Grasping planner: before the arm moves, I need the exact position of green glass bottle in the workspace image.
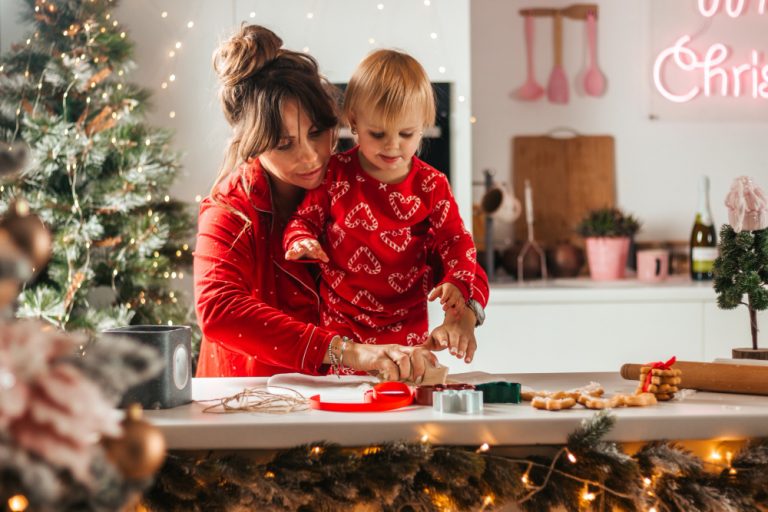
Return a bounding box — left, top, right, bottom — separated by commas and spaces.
689, 176, 717, 280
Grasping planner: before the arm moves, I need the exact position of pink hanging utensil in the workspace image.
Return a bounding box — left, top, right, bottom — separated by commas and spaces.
583, 11, 606, 97
546, 12, 569, 104
513, 15, 545, 101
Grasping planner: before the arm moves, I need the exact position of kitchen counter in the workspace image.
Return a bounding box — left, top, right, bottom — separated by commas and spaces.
431, 275, 766, 373
486, 275, 717, 303
145, 373, 768, 450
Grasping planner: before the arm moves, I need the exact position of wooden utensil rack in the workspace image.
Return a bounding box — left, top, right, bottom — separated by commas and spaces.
519, 3, 598, 20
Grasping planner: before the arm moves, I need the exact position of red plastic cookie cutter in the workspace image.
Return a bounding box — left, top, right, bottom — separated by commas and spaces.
309, 381, 413, 412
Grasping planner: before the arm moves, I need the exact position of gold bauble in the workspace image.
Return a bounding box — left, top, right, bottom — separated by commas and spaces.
103, 403, 166, 480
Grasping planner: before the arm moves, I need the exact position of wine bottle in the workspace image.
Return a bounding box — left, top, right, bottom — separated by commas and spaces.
690, 175, 717, 281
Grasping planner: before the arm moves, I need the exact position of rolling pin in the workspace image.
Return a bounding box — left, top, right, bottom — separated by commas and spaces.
621, 361, 768, 396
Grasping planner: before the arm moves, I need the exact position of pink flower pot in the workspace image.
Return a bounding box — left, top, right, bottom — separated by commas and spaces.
585, 237, 630, 280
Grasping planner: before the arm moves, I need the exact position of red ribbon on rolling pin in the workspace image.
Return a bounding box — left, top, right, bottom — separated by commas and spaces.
642, 356, 677, 392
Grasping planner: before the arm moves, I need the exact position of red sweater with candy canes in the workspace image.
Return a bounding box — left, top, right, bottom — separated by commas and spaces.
283, 147, 478, 346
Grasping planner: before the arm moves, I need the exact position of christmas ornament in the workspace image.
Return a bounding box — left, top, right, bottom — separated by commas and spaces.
103, 403, 166, 480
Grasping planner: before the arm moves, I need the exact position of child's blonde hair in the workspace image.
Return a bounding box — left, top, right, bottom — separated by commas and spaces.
344, 49, 436, 130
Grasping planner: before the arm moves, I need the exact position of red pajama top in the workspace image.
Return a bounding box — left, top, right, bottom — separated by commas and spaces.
283, 147, 478, 346
194, 158, 489, 377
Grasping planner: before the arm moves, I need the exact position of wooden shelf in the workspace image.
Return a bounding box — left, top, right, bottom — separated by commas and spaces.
519, 3, 598, 20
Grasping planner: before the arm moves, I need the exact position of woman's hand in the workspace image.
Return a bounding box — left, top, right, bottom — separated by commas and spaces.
424, 306, 477, 363
344, 342, 438, 384
285, 238, 329, 262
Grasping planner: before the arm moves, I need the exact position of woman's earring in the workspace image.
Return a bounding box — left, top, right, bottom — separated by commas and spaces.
350, 126, 357, 135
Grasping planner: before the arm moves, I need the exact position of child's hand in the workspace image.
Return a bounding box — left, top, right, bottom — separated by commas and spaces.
428, 283, 465, 317
285, 238, 329, 262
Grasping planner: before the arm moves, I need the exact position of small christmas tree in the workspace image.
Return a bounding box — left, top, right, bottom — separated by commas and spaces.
0, 0, 195, 337
713, 176, 768, 354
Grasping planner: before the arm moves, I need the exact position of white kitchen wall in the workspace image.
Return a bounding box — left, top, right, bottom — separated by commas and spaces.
470, 0, 768, 243
1, 0, 473, 222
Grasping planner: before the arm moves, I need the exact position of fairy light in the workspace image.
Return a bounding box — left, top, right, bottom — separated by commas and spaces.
182, 244, 189, 251
169, 51, 175, 57
438, 66, 446, 74
194, 195, 202, 202
310, 446, 323, 456
368, 38, 376, 45
709, 450, 722, 461
120, 32, 125, 38
420, 434, 429, 444
161, 82, 168, 89
521, 471, 530, 485
187, 21, 194, 28
161, 11, 168, 18
175, 42, 182, 49
164, 195, 170, 202
470, 116, 477, 124
362, 446, 381, 456
7, 495, 28, 511
581, 484, 595, 502
649, 508, 658, 512
430, 32, 438, 39
153, 251, 160, 258
306, 12, 314, 19
482, 495, 494, 508
424, 0, 431, 5
169, 74, 176, 82
377, 3, 385, 10
566, 449, 577, 463
169, 111, 176, 118
250, 11, 256, 18
302, 46, 310, 53
178, 272, 184, 279
264, 471, 275, 479
643, 477, 652, 487
458, 95, 465, 102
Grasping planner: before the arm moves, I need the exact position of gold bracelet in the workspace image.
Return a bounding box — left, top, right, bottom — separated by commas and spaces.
328, 337, 340, 378
338, 337, 349, 373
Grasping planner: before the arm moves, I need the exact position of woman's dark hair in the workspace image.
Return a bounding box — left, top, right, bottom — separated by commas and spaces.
211, 25, 338, 195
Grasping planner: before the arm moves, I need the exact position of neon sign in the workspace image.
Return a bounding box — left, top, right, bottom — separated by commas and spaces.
653, 1, 768, 102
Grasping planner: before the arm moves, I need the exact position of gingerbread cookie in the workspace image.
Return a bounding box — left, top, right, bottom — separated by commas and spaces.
622, 393, 658, 407
532, 396, 576, 411
578, 394, 623, 410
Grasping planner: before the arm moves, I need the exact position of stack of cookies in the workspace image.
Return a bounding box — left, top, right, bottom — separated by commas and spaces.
637, 366, 682, 401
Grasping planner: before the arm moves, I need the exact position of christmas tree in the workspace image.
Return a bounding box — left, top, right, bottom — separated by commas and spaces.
713, 176, 768, 352
0, 0, 195, 336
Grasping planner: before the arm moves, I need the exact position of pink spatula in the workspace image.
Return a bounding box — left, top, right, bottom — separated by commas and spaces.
514, 15, 544, 101
583, 11, 606, 97
546, 12, 569, 104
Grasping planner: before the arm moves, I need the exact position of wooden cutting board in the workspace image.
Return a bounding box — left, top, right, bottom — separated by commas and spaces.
512, 135, 615, 247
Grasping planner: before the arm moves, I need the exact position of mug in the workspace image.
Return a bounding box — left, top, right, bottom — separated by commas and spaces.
480, 183, 522, 223
637, 249, 669, 282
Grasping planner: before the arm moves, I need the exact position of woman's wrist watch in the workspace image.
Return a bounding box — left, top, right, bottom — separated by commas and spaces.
466, 299, 485, 326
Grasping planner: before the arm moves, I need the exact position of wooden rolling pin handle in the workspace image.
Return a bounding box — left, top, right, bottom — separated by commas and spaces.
621, 361, 768, 396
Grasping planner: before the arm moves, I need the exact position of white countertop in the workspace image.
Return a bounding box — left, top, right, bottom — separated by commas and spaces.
487, 275, 717, 303
145, 373, 768, 449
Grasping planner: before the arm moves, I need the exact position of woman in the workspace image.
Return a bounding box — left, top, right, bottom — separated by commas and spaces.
194, 25, 488, 381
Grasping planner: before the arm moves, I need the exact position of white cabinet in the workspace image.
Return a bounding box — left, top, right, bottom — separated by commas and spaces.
430, 277, 768, 374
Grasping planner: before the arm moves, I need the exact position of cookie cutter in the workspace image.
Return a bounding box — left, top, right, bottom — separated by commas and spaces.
414, 383, 476, 406
432, 389, 484, 414
475, 381, 522, 404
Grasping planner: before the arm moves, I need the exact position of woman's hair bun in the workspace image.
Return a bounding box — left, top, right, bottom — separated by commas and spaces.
213, 25, 283, 88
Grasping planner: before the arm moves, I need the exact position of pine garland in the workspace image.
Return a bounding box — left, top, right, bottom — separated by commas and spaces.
142, 412, 768, 511
0, 0, 198, 346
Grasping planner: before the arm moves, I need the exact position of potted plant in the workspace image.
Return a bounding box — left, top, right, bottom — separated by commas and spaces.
713, 176, 768, 360
576, 207, 641, 280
